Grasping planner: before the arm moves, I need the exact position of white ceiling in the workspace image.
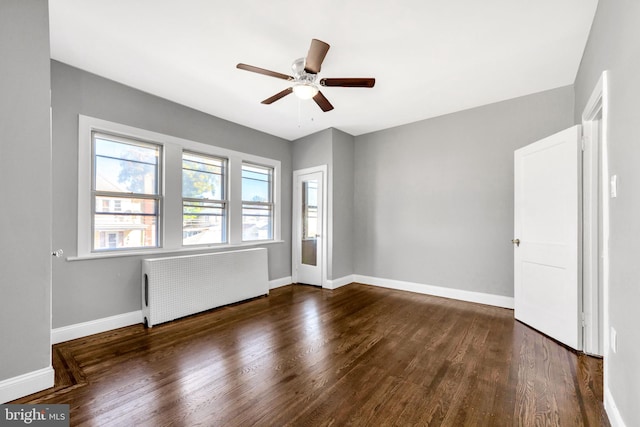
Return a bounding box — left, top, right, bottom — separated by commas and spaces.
49, 0, 599, 141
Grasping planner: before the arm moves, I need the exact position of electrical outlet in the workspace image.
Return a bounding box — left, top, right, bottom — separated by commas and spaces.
610, 327, 618, 353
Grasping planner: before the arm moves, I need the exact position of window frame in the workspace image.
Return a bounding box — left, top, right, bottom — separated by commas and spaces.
91, 131, 163, 253
76, 115, 282, 260
241, 162, 275, 242
181, 151, 229, 246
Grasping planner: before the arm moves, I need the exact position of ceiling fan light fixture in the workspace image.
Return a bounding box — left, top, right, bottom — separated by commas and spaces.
237, 38, 374, 112
292, 83, 319, 100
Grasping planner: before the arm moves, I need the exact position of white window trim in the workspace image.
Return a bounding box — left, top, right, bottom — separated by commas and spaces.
75, 115, 282, 260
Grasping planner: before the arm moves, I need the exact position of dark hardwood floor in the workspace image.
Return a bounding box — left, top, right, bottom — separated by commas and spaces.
14, 284, 609, 426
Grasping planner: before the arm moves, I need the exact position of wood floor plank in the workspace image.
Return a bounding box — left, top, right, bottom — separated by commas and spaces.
12, 284, 609, 426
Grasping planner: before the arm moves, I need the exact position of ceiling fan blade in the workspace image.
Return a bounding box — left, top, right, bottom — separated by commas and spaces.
313, 91, 334, 112
261, 88, 293, 104
320, 78, 376, 88
237, 63, 294, 81
304, 39, 330, 74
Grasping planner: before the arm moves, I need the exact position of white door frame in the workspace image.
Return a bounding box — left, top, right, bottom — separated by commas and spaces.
292, 165, 328, 287
581, 70, 609, 357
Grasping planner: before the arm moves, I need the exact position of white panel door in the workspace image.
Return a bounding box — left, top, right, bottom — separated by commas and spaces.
293, 169, 324, 286
514, 126, 581, 350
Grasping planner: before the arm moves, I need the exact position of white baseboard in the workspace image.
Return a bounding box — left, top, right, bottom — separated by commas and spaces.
605, 386, 627, 427
51, 310, 143, 344
270, 276, 292, 289
51, 280, 292, 345
324, 275, 355, 290
353, 275, 514, 309
0, 366, 54, 404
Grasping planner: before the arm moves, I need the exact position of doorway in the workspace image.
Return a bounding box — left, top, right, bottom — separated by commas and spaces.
582, 70, 609, 357
513, 71, 608, 356
292, 166, 327, 287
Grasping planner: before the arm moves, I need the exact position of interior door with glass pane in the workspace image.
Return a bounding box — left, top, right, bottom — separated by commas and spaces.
294, 170, 324, 286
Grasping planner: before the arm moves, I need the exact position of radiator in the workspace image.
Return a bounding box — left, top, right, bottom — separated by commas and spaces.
141, 248, 269, 327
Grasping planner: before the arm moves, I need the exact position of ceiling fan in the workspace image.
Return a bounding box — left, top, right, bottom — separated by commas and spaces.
237, 39, 375, 112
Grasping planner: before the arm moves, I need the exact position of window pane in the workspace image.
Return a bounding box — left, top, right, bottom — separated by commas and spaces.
242, 204, 272, 241
93, 197, 159, 250
95, 196, 157, 214
183, 200, 225, 245
242, 164, 271, 202
182, 153, 225, 199
242, 163, 273, 241
95, 137, 158, 164
95, 156, 158, 193
182, 152, 227, 245
92, 134, 161, 252
94, 137, 159, 195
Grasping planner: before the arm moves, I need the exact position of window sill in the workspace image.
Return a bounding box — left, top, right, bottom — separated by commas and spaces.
66, 240, 285, 261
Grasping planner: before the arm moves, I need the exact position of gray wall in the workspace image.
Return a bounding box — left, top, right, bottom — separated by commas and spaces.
51, 61, 292, 328
292, 128, 355, 282
292, 129, 332, 281
0, 0, 52, 381
330, 129, 355, 280
354, 86, 575, 297
574, 1, 640, 424
292, 128, 332, 170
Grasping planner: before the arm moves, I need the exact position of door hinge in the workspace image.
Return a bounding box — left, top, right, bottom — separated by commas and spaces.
581, 312, 586, 327
581, 135, 586, 151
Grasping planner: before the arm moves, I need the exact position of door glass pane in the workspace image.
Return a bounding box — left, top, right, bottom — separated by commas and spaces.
301, 180, 318, 266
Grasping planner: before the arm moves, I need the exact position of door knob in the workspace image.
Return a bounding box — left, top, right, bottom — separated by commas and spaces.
511, 239, 520, 247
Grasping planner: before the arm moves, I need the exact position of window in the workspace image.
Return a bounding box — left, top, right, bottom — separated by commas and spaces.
242, 163, 273, 241
182, 152, 227, 245
77, 115, 281, 259
92, 132, 161, 251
